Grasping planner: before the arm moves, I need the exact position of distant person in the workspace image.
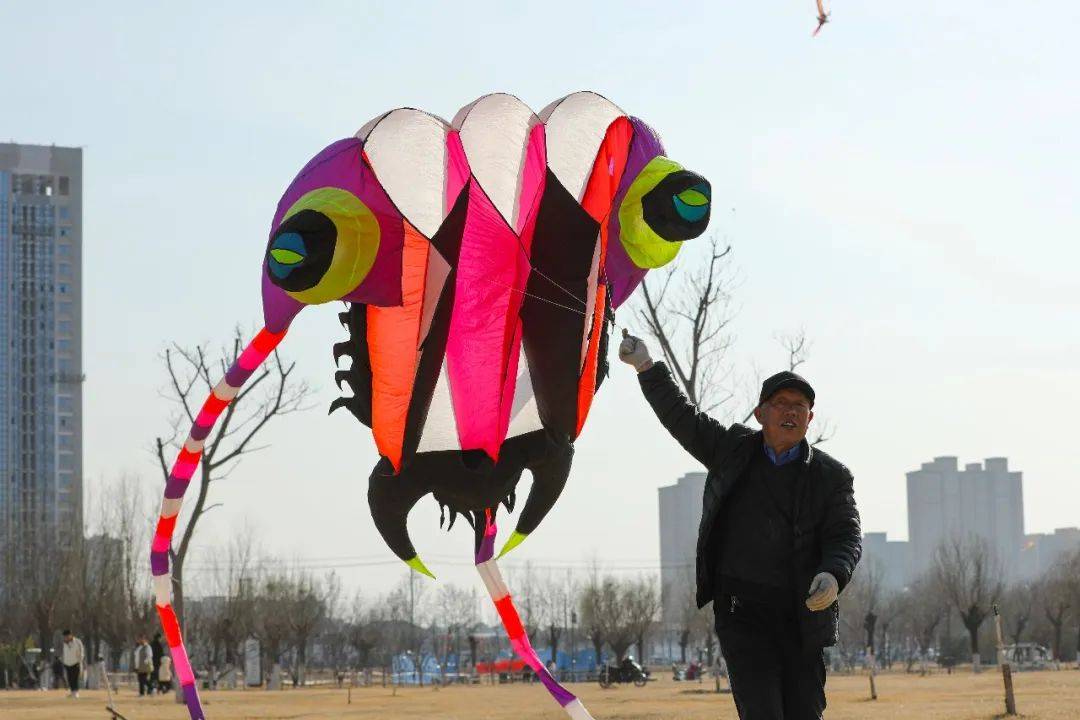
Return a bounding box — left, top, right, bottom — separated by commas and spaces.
134, 636, 154, 696
158, 655, 173, 694
620, 335, 861, 720
60, 629, 85, 698
51, 653, 65, 690
150, 632, 164, 691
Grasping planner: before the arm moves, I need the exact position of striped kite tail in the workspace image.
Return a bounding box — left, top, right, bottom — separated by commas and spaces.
474, 509, 595, 720
149, 327, 286, 720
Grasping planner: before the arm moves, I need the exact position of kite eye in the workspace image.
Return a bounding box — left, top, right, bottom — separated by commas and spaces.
267, 211, 336, 290
642, 170, 711, 242
265, 187, 381, 305
617, 157, 711, 269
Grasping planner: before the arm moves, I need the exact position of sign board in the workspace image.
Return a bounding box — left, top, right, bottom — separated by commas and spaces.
244, 638, 261, 686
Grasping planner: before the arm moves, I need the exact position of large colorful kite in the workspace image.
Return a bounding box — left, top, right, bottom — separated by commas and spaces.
152, 91, 711, 719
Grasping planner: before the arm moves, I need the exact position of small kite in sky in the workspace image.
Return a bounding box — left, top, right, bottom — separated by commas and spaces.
814, 0, 830, 36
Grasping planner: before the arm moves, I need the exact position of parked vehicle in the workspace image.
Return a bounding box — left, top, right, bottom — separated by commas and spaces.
672, 661, 703, 681
1003, 643, 1053, 670
598, 657, 649, 688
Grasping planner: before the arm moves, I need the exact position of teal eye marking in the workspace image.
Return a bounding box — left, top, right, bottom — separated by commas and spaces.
268, 232, 307, 279
673, 183, 711, 223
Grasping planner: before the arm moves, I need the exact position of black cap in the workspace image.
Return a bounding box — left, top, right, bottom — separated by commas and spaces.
759, 371, 815, 407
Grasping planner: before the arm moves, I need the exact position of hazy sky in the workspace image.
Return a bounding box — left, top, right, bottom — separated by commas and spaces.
4, 2, 1077, 595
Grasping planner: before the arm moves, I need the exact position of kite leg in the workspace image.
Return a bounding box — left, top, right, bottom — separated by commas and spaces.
149, 327, 288, 720
474, 508, 594, 720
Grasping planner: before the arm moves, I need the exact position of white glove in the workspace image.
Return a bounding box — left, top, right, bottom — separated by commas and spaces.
805, 572, 838, 611
618, 330, 654, 373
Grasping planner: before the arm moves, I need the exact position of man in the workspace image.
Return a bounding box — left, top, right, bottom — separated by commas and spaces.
619, 333, 860, 720
134, 635, 154, 696
60, 629, 84, 698
150, 632, 164, 693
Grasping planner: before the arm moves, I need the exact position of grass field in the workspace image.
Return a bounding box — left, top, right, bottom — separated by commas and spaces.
3, 668, 1079, 719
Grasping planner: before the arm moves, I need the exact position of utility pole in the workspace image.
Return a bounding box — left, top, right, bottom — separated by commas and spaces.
571, 610, 578, 682
864, 611, 878, 700
993, 605, 1017, 715
409, 569, 417, 684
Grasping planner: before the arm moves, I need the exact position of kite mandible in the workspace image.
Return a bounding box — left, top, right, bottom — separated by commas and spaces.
151, 91, 712, 720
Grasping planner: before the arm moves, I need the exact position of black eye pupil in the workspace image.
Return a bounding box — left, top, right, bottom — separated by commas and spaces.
642, 170, 712, 242
267, 209, 337, 292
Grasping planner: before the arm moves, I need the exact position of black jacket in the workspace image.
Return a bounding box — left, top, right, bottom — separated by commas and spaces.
639, 362, 861, 647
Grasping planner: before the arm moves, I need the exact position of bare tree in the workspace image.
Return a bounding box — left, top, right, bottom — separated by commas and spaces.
903, 573, 943, 674
623, 575, 661, 663
1000, 581, 1037, 646
670, 566, 710, 665
579, 570, 615, 663
255, 571, 296, 685
934, 535, 1004, 668
1039, 561, 1071, 662
346, 594, 384, 675
154, 329, 311, 629
837, 556, 884, 671
1065, 547, 1080, 665
434, 584, 480, 683
288, 571, 337, 686
535, 570, 571, 671
638, 237, 736, 414
18, 536, 78, 652
205, 531, 258, 677
509, 561, 543, 646
877, 588, 907, 669
386, 571, 431, 685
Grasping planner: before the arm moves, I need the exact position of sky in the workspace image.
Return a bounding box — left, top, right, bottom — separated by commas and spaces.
3, 1, 1078, 597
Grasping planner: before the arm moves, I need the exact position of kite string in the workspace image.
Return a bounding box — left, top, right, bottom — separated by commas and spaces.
472, 274, 588, 317
529, 266, 587, 308
472, 273, 626, 336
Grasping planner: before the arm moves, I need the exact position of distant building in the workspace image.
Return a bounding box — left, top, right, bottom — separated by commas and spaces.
907, 456, 1024, 580
660, 455, 1069, 605
657, 472, 705, 626
1021, 527, 1080, 579
860, 531, 910, 589
0, 143, 84, 588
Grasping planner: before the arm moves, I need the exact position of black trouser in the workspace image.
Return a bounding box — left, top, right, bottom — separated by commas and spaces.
715, 593, 826, 720
64, 663, 80, 692
137, 671, 152, 695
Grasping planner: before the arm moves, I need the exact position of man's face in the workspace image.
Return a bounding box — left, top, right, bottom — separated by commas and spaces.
754, 387, 814, 450
63, 634, 72, 643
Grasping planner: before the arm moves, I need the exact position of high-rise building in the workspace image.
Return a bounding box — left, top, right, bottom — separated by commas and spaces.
906, 456, 1023, 579
860, 531, 911, 589
0, 143, 84, 585
658, 472, 706, 626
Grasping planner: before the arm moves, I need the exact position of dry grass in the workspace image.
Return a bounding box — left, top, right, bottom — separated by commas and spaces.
2, 668, 1079, 719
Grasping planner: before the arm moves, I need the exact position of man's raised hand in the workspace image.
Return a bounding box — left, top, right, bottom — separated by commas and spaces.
618, 329, 654, 373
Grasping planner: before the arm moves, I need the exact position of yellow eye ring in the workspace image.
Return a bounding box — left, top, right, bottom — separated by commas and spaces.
274, 187, 380, 305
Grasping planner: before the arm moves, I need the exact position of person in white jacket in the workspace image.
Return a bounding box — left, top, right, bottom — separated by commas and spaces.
60, 630, 84, 698
134, 636, 154, 696
158, 654, 173, 694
